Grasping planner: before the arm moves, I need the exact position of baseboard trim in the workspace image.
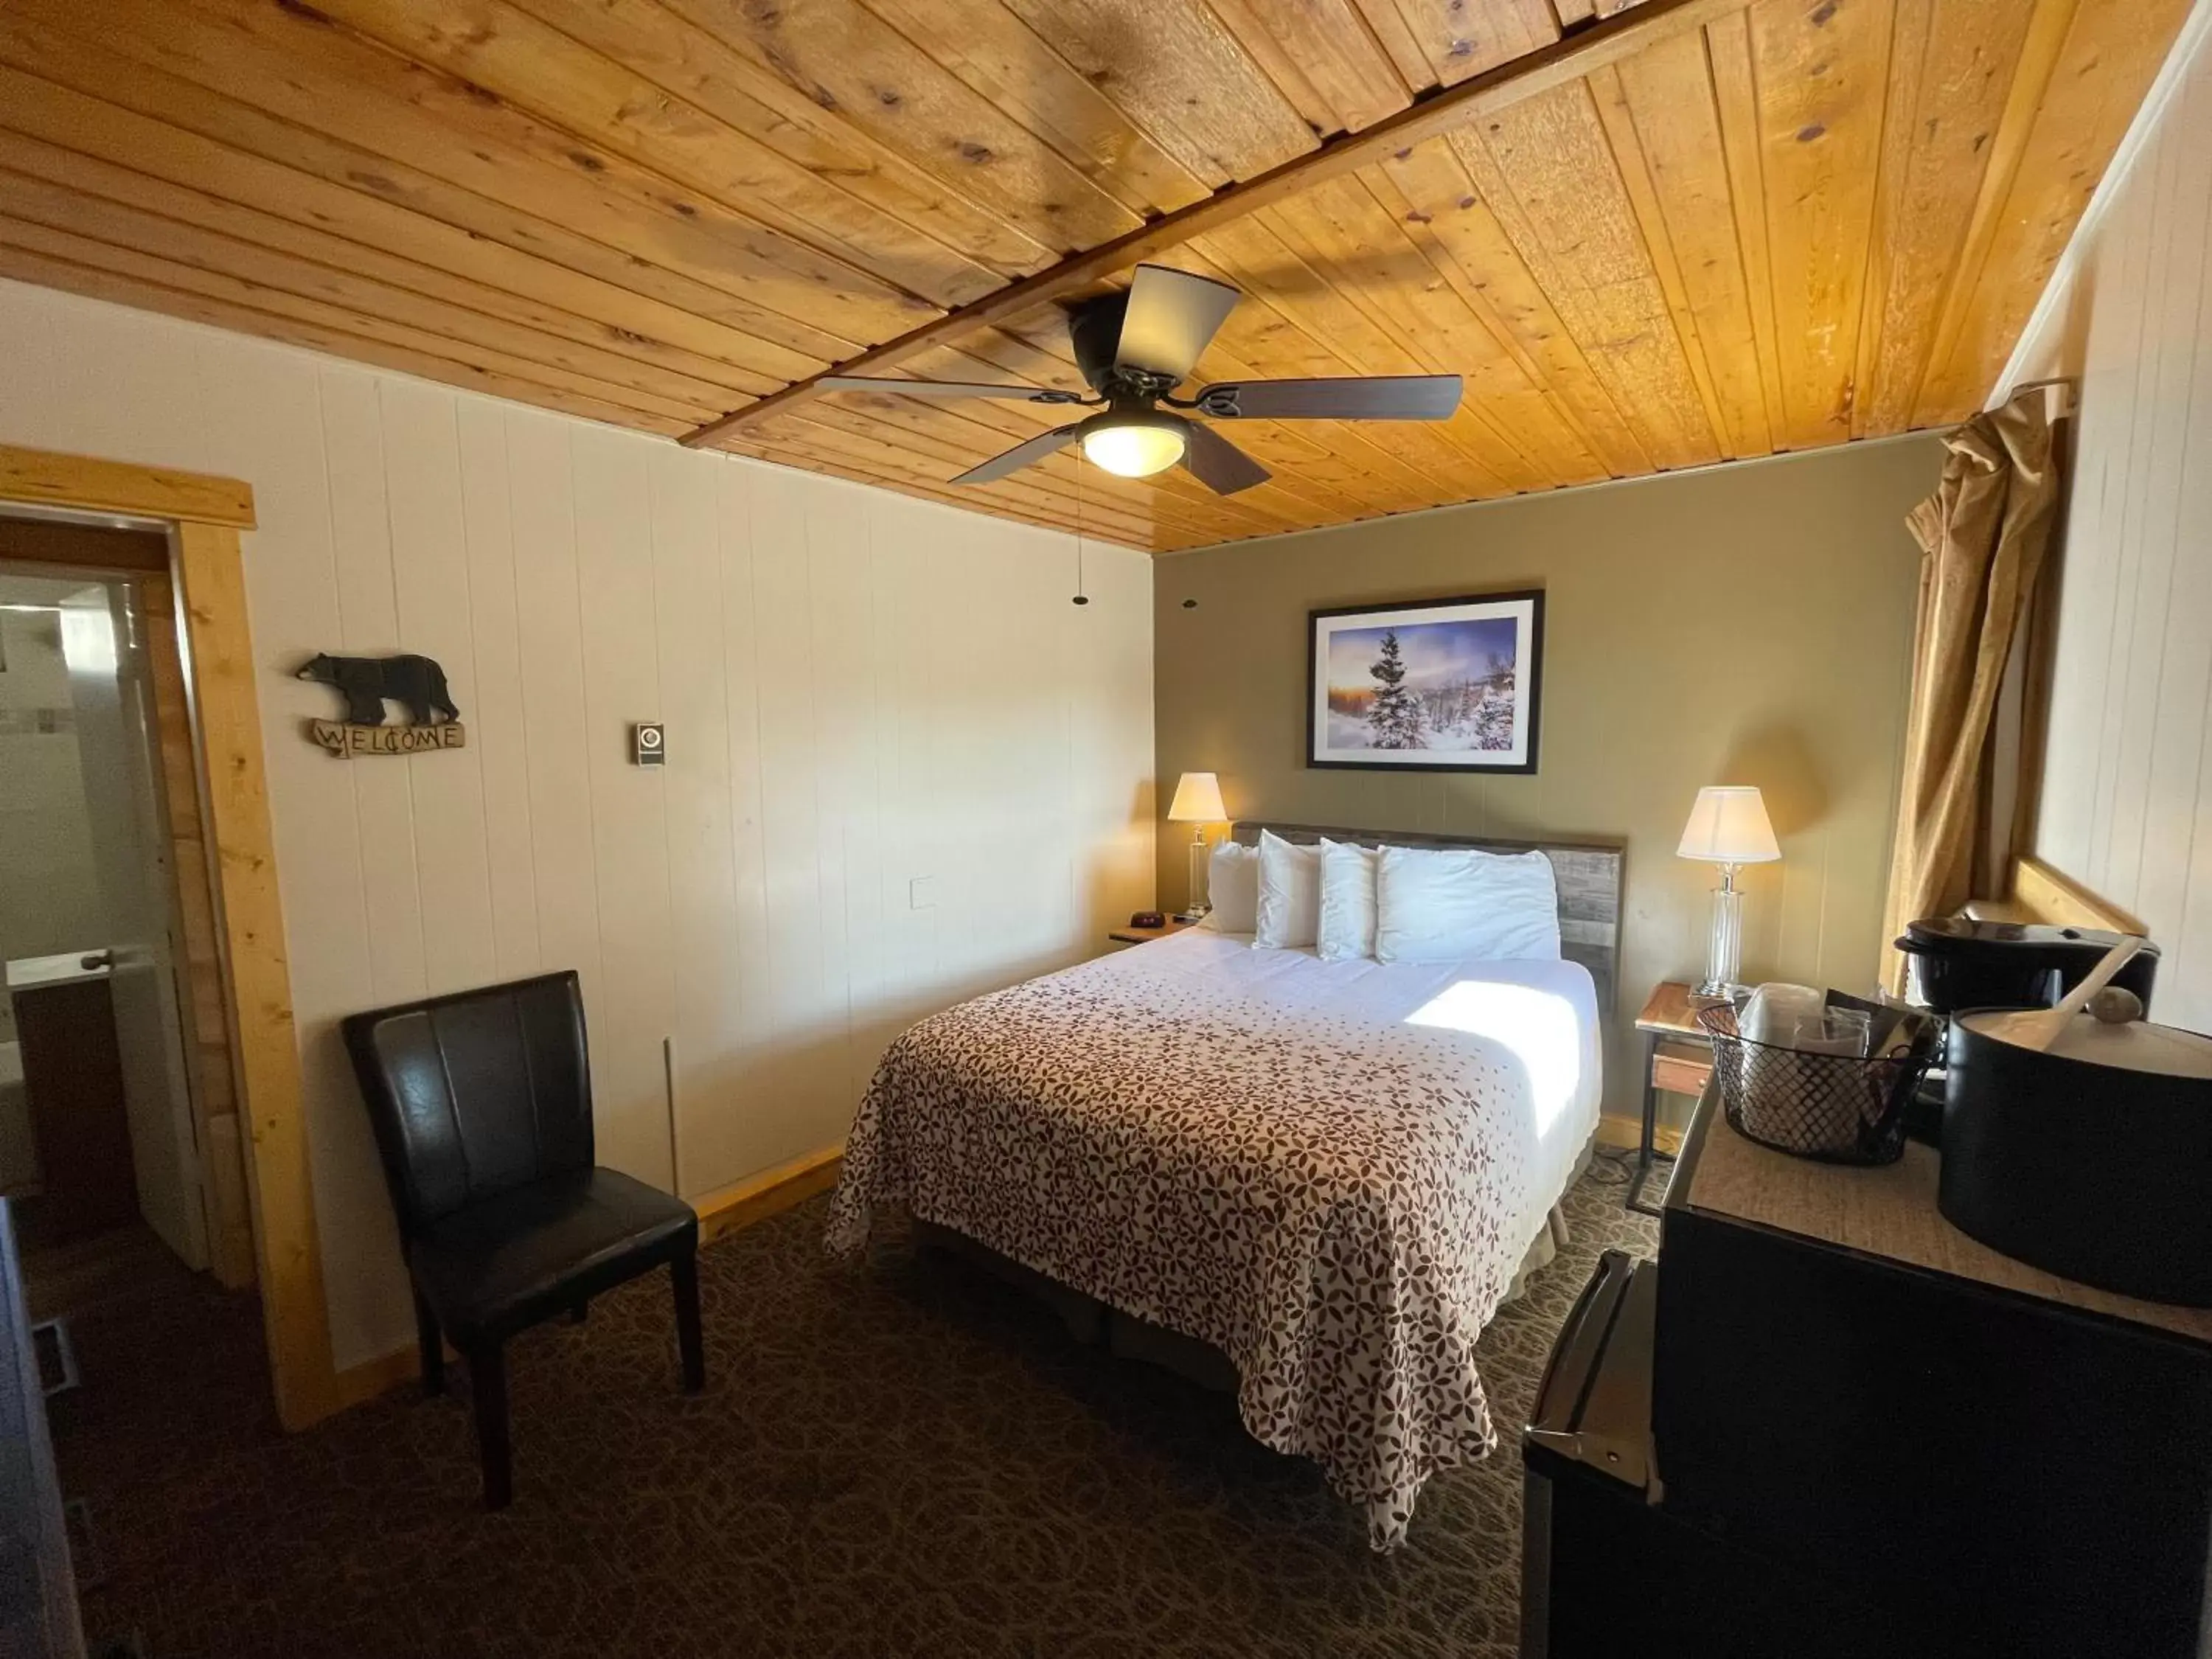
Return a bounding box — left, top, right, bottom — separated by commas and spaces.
322, 1145, 846, 1416
1596, 1114, 1685, 1157
693, 1144, 844, 1247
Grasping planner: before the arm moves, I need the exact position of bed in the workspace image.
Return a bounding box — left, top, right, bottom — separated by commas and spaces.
826, 822, 1624, 1548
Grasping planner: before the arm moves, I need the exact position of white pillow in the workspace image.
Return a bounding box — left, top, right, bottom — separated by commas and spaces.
1374, 844, 1561, 963
1253, 830, 1322, 950
1315, 839, 1379, 961
1200, 841, 1259, 933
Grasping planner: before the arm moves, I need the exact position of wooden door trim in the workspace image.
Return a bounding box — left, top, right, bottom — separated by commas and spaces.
0, 443, 333, 1432
0, 445, 256, 528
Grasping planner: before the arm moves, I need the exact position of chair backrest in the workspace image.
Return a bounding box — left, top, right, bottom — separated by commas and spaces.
340, 970, 594, 1237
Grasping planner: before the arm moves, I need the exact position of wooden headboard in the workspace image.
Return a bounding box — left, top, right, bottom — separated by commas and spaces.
1229, 821, 1627, 1014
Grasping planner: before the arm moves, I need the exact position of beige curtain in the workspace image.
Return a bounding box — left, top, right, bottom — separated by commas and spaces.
1879, 393, 2061, 988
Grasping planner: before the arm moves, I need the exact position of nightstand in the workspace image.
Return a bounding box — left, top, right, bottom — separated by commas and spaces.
1107, 919, 1197, 946
1628, 981, 1723, 1216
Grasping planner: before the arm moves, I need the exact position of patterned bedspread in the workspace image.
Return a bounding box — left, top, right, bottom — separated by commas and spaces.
824, 944, 1558, 1549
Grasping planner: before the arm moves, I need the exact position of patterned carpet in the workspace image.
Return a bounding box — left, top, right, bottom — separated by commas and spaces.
55, 1153, 1658, 1659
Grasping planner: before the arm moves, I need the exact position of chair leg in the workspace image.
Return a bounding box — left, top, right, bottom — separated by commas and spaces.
414, 1289, 444, 1399
467, 1340, 512, 1511
672, 1248, 704, 1394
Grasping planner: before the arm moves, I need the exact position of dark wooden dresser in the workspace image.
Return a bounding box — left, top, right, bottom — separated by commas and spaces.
1524, 1085, 2212, 1658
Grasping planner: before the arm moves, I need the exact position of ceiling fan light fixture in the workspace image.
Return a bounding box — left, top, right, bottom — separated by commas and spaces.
1082, 417, 1186, 479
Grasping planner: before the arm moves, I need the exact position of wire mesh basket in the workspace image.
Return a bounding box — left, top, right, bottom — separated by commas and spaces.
1695, 1001, 1936, 1166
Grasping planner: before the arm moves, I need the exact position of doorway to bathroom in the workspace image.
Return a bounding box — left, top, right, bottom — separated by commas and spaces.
0, 515, 256, 1343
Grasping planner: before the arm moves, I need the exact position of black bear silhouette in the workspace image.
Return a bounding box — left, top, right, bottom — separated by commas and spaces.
296, 653, 459, 726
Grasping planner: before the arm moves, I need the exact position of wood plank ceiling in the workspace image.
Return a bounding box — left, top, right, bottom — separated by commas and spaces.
0, 0, 2189, 552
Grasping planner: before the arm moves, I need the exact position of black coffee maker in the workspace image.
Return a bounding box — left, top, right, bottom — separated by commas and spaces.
1893, 918, 2161, 1138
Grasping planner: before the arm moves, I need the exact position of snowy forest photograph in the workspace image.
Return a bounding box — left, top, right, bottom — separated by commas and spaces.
1307, 591, 1543, 773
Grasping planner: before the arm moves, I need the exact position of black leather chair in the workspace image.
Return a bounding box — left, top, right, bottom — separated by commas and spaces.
341, 970, 703, 1509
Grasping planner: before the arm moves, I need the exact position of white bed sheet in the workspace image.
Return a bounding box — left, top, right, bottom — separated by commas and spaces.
1124, 927, 1604, 1258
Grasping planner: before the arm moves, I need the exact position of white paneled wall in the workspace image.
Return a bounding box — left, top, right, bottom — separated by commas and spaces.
2006, 18, 2212, 1031
0, 279, 1155, 1368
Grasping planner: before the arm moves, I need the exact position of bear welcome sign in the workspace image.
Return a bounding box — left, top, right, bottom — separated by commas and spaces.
296, 652, 467, 758
309, 720, 467, 757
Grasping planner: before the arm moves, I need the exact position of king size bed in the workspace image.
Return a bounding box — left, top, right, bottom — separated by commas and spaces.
826, 822, 1624, 1548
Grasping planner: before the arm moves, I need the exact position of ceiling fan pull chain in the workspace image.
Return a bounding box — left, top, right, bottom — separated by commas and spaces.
1072, 453, 1089, 607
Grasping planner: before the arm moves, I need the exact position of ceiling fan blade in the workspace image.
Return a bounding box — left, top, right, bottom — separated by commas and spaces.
1114, 264, 1242, 382
1192, 375, 1463, 421
950, 424, 1082, 486
1180, 422, 1271, 495
820, 375, 1082, 404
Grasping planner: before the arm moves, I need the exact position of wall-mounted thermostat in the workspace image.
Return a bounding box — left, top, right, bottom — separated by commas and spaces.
631, 723, 665, 766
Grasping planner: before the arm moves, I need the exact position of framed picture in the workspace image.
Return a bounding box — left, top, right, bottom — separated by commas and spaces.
1307, 589, 1545, 773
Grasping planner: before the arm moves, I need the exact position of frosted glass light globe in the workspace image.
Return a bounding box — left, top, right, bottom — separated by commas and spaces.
1082, 420, 1186, 478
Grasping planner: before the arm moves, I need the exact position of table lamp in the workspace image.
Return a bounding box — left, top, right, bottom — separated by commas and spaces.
1677, 785, 1780, 997
1167, 771, 1227, 918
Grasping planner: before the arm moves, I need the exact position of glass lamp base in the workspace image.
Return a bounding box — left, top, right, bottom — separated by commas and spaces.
1702, 873, 1744, 998
1185, 832, 1211, 919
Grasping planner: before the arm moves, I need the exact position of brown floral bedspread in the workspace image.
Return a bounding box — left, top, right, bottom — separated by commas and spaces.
824, 949, 1545, 1549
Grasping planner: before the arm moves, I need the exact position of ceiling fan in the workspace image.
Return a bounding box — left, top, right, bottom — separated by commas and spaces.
816, 264, 1464, 495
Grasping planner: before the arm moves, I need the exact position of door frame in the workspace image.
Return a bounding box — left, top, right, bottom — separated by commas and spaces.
0, 442, 337, 1430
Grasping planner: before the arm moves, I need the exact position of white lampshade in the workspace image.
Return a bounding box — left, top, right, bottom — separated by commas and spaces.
1167, 771, 1227, 823
1677, 785, 1780, 864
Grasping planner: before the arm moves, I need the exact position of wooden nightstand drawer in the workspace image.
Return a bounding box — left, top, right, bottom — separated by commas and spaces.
1652, 1044, 1714, 1097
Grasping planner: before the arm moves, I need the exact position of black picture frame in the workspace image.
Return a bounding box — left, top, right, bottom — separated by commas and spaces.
1305, 589, 1545, 774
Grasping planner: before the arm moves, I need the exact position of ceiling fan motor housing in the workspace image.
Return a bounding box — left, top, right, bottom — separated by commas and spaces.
1067, 291, 1184, 404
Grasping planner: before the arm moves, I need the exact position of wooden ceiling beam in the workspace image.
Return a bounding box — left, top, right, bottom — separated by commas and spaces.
678, 0, 1751, 450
